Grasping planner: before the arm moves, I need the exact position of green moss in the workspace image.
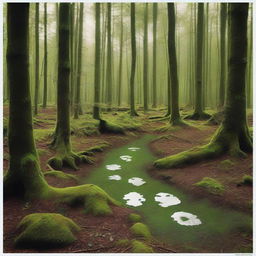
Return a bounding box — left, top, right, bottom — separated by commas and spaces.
219, 159, 234, 169
130, 222, 152, 240
99, 119, 125, 134
242, 175, 252, 185
154, 143, 223, 168
128, 213, 142, 223
34, 128, 54, 142
51, 184, 120, 216
115, 239, 131, 247
44, 170, 78, 181
3, 117, 8, 137
131, 240, 154, 253
194, 177, 224, 194
37, 148, 47, 156
15, 213, 80, 248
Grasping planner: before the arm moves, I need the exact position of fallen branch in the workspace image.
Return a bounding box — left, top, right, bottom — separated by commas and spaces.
150, 243, 177, 253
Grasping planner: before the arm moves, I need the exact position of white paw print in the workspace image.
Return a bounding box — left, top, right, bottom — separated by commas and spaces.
154, 192, 181, 207
108, 175, 122, 181
123, 192, 146, 207
120, 155, 132, 162
128, 147, 140, 152
171, 212, 202, 226
128, 177, 146, 187
106, 164, 121, 171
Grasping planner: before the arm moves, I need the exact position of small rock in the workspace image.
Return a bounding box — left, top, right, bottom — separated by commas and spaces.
88, 243, 93, 247
109, 236, 114, 242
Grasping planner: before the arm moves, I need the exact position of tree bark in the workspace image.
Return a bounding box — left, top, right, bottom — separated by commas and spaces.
143, 3, 148, 112
43, 3, 48, 108
33, 3, 39, 115
93, 3, 101, 119
152, 3, 158, 108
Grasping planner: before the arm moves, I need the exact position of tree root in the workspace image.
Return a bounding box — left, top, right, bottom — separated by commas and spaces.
184, 111, 211, 120
154, 125, 252, 168
99, 119, 125, 134
48, 152, 94, 170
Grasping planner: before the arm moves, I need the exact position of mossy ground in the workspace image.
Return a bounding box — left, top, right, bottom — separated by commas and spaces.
241, 175, 252, 185
128, 213, 142, 223
15, 213, 80, 248
194, 177, 225, 194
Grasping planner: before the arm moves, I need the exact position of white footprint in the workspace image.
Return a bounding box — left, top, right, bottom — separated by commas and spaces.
123, 192, 146, 207
106, 164, 121, 171
128, 147, 140, 152
120, 155, 132, 162
154, 192, 181, 207
171, 212, 202, 226
128, 177, 146, 187
108, 175, 122, 181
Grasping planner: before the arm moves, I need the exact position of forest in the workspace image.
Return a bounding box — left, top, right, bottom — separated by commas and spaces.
3, 2, 253, 253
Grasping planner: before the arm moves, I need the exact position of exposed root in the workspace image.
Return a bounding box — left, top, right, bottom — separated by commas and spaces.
154, 125, 252, 168
184, 111, 211, 120
207, 111, 225, 125
48, 152, 94, 170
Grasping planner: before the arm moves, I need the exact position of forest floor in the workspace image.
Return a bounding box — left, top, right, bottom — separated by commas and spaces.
3, 105, 253, 253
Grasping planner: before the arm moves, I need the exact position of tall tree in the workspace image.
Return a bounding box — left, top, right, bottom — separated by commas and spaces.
130, 3, 138, 116
219, 3, 227, 108
152, 3, 158, 108
186, 3, 210, 120
5, 4, 115, 213
73, 3, 84, 119
167, 3, 183, 125
106, 3, 112, 111
70, 3, 74, 111
49, 3, 90, 170
93, 3, 101, 119
143, 3, 149, 112
117, 4, 123, 107
33, 3, 39, 115
155, 3, 251, 168
4, 3, 46, 196
42, 3, 48, 108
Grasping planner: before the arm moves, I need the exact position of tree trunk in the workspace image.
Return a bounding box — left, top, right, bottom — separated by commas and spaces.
117, 4, 123, 107
93, 3, 101, 120
168, 3, 182, 125
143, 3, 148, 112
186, 3, 210, 120
106, 3, 112, 111
152, 3, 158, 108
70, 3, 74, 111
5, 3, 47, 197
219, 3, 227, 108
33, 3, 39, 115
43, 3, 48, 108
130, 3, 138, 116
73, 3, 84, 119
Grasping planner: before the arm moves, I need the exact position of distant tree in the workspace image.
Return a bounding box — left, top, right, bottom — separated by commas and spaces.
117, 4, 123, 107
219, 3, 227, 108
155, 3, 251, 168
130, 3, 138, 116
42, 3, 48, 108
106, 3, 112, 111
186, 3, 211, 120
152, 3, 158, 108
33, 3, 39, 115
143, 3, 148, 112
74, 3, 84, 119
93, 3, 101, 120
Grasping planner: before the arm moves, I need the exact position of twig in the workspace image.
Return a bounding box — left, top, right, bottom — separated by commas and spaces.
150, 244, 177, 253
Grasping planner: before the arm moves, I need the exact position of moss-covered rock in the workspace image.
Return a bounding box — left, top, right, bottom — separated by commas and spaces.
194, 177, 224, 194
130, 222, 152, 240
115, 239, 131, 247
99, 119, 125, 134
128, 213, 142, 223
15, 213, 80, 248
242, 175, 252, 185
131, 240, 154, 253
